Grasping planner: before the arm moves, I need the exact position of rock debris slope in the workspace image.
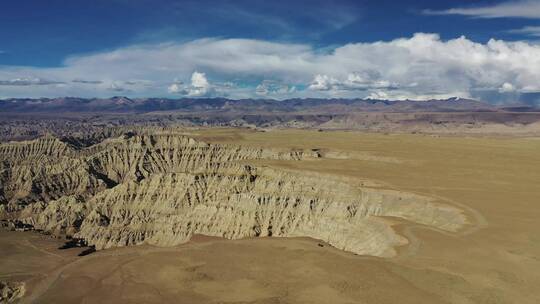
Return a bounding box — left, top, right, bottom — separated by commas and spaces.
0, 132, 467, 257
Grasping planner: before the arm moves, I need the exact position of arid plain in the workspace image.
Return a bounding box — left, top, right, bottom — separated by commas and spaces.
1, 128, 540, 304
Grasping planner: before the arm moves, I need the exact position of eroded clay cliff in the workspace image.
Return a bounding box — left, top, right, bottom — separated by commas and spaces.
0, 131, 467, 257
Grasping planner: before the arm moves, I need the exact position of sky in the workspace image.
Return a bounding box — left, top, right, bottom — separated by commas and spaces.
1, 0, 540, 104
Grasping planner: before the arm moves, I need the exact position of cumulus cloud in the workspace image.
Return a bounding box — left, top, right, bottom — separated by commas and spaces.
168, 71, 213, 97
167, 81, 183, 94
424, 1, 540, 19
308, 74, 339, 91
346, 72, 400, 90
309, 72, 399, 92
188, 71, 210, 96
2, 34, 540, 102
499, 82, 516, 93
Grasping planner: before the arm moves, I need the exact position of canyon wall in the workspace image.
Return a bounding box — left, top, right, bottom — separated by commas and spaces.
0, 132, 467, 257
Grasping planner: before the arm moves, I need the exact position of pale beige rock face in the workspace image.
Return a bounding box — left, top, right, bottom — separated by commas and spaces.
0, 132, 466, 257
0, 281, 25, 303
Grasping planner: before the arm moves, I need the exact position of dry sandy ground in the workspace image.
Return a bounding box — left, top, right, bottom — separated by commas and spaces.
2, 129, 540, 303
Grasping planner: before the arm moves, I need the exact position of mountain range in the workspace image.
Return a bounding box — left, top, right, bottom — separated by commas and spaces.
2, 96, 534, 114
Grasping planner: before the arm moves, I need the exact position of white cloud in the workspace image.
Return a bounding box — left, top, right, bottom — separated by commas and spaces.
0, 77, 64, 86
366, 90, 471, 101
255, 84, 269, 96
168, 71, 212, 97
309, 71, 400, 92
188, 71, 210, 96
255, 80, 295, 96
308, 74, 339, 91
308, 73, 399, 92
108, 82, 126, 92
345, 72, 386, 89
72, 79, 103, 84
499, 82, 516, 93
507, 26, 540, 37
2, 34, 540, 102
424, 1, 540, 19
167, 82, 183, 94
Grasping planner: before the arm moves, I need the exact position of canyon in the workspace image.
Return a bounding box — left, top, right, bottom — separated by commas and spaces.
0, 131, 467, 258
1, 128, 539, 303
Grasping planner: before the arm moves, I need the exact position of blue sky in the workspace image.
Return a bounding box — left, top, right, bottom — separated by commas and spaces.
1, 0, 540, 103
